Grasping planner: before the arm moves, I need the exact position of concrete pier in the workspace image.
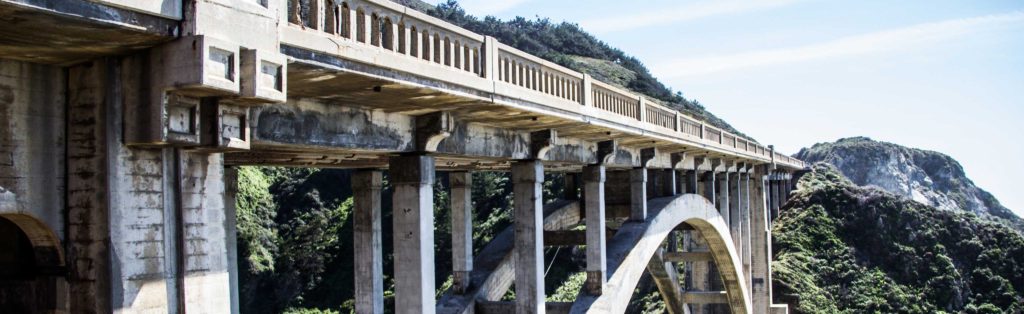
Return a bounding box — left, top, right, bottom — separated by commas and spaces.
390, 155, 437, 314
513, 160, 545, 314
583, 165, 607, 295
352, 170, 385, 314
449, 171, 474, 294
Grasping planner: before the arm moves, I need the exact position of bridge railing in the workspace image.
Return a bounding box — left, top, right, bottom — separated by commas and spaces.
281, 0, 806, 169
495, 42, 584, 104
591, 80, 641, 121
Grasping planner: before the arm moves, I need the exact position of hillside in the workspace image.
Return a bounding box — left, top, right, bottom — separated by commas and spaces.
773, 164, 1024, 313
391, 0, 751, 139
795, 137, 1022, 231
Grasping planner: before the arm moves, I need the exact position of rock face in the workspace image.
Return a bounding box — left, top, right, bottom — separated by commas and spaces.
795, 137, 1020, 226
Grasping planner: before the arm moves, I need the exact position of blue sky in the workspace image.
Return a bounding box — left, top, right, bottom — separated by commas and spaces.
427, 0, 1024, 216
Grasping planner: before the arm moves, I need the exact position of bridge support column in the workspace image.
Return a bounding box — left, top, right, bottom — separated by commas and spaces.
449, 172, 473, 294
630, 167, 648, 221
685, 170, 698, 194
390, 155, 437, 314
564, 173, 580, 201
717, 171, 730, 227
750, 167, 772, 313
769, 173, 780, 224
663, 169, 678, 196
740, 171, 753, 286
513, 160, 545, 314
583, 165, 607, 295
353, 170, 384, 314
729, 171, 742, 256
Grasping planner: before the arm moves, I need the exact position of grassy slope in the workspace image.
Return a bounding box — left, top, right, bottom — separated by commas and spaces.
773, 164, 1024, 313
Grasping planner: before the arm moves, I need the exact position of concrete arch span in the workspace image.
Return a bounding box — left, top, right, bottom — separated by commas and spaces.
571, 194, 751, 314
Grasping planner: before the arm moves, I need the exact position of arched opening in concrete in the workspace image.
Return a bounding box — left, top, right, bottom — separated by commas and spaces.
0, 213, 66, 313
572, 195, 750, 314
381, 17, 394, 51
340, 2, 351, 38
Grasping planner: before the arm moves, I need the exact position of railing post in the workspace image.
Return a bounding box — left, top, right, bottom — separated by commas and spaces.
638, 96, 647, 122
582, 74, 593, 107
700, 123, 706, 140
482, 36, 498, 80
674, 112, 681, 132
310, 0, 323, 30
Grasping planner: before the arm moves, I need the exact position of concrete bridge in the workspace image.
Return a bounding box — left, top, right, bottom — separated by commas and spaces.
0, 0, 804, 313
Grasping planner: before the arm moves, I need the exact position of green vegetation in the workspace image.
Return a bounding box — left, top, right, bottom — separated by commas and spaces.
773, 164, 1024, 313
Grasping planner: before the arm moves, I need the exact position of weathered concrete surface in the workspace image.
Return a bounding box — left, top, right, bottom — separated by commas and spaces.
180, 152, 232, 314
750, 169, 771, 313
353, 170, 385, 314
583, 165, 607, 295
390, 155, 437, 314
513, 160, 545, 314
63, 57, 234, 314
0, 0, 177, 65
0, 59, 65, 245
449, 171, 473, 294
571, 195, 751, 314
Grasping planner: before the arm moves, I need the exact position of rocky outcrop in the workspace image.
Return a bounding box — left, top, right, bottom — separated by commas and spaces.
795, 137, 1021, 229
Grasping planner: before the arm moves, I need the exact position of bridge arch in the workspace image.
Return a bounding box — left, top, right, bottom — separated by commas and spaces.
0, 213, 66, 313
572, 194, 751, 314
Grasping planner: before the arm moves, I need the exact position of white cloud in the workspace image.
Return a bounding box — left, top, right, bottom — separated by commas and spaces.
654, 11, 1024, 78
580, 0, 805, 34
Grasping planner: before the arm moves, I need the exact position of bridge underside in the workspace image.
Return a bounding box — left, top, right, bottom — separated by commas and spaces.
0, 0, 801, 313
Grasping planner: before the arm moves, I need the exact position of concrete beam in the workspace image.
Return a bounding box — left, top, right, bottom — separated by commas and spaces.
664, 251, 714, 263
583, 165, 607, 295
543, 230, 586, 246
682, 291, 729, 304
390, 155, 437, 314
449, 171, 473, 294
647, 249, 687, 314
352, 170, 385, 314
512, 160, 545, 314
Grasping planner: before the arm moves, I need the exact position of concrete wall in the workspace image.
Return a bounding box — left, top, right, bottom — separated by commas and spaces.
66, 57, 234, 314
0, 58, 65, 241
0, 57, 67, 314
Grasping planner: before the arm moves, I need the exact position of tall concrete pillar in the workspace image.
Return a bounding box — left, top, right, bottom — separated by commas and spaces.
564, 173, 580, 200
664, 169, 678, 196
739, 172, 753, 286
389, 155, 437, 314
701, 171, 716, 206
582, 165, 607, 295
769, 175, 780, 224
728, 172, 741, 254
717, 171, 730, 225
750, 168, 772, 313
630, 167, 648, 221
449, 172, 473, 294
513, 160, 545, 314
686, 170, 699, 194
352, 170, 384, 314
224, 167, 241, 314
